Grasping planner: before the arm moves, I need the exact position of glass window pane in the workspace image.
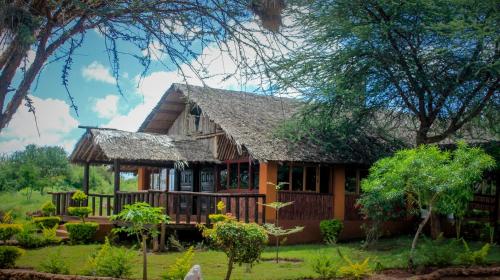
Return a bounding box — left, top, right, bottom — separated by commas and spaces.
305, 167, 316, 191
291, 166, 303, 191
320, 167, 330, 193
219, 165, 228, 190
253, 164, 259, 189
230, 163, 238, 189
240, 163, 249, 189
277, 165, 290, 188
345, 168, 357, 194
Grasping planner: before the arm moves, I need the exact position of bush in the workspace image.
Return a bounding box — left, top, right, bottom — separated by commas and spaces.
84, 238, 134, 278
319, 219, 343, 244
203, 219, 267, 280
416, 236, 459, 267
1, 210, 14, 224
41, 202, 56, 216
337, 249, 372, 280
0, 223, 23, 243
39, 248, 69, 274
162, 246, 195, 280
311, 253, 337, 279
33, 216, 61, 230
458, 240, 490, 266
16, 225, 47, 248
65, 222, 98, 244
0, 246, 24, 268
41, 225, 62, 245
68, 207, 92, 223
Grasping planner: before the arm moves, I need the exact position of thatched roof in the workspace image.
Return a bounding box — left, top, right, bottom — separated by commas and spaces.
140, 83, 368, 163
70, 127, 219, 165
139, 83, 498, 164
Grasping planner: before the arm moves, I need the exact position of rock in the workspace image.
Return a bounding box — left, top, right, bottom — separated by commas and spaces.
184, 265, 202, 280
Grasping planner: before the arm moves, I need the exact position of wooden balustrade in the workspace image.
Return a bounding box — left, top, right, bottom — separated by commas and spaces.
277, 191, 333, 220
51, 190, 266, 225
344, 194, 363, 221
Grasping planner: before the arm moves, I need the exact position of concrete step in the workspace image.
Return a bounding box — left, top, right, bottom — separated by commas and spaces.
56, 225, 69, 239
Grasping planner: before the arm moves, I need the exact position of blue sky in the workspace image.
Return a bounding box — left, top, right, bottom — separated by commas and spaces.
0, 27, 266, 154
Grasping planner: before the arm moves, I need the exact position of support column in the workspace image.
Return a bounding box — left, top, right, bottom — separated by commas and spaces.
114, 159, 120, 214
258, 162, 278, 222
83, 163, 90, 195
137, 167, 150, 191
333, 166, 345, 220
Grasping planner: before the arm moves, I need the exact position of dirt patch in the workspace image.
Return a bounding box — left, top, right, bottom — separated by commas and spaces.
0, 269, 121, 280
369, 265, 500, 280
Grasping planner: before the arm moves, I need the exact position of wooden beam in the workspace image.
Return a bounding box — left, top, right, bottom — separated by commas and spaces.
316, 167, 320, 193
114, 160, 120, 193
83, 163, 90, 195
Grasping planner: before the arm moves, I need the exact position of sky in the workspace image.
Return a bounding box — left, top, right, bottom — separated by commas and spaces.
0, 25, 273, 155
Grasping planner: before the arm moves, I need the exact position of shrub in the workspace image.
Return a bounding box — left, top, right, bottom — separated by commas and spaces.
16, 225, 47, 248
337, 249, 372, 280
72, 190, 88, 203
0, 246, 24, 268
311, 253, 337, 279
0, 223, 23, 243
319, 219, 343, 244
33, 216, 61, 230
203, 219, 267, 280
41, 225, 62, 245
415, 236, 459, 267
208, 213, 234, 224
84, 238, 134, 278
65, 222, 98, 244
68, 207, 92, 223
1, 210, 14, 224
41, 201, 56, 216
162, 246, 195, 280
39, 248, 69, 274
458, 240, 490, 266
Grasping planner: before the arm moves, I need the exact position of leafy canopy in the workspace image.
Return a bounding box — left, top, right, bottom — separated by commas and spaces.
111, 202, 168, 237
271, 0, 499, 148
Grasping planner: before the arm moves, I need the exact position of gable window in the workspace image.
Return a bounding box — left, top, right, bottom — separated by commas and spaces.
189, 105, 202, 132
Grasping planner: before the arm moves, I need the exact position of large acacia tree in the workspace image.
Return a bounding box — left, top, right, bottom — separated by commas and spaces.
270, 0, 499, 146
0, 0, 287, 132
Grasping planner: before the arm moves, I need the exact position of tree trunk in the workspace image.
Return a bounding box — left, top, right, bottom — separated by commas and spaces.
409, 207, 432, 269
142, 234, 148, 280
224, 255, 234, 280
159, 222, 166, 252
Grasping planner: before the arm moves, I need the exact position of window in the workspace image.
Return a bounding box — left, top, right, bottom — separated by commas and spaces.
200, 168, 214, 192
180, 169, 193, 191
305, 166, 316, 191
190, 105, 202, 131
277, 165, 290, 188
219, 165, 228, 190
240, 163, 249, 188
345, 168, 358, 194
320, 167, 330, 194
253, 164, 260, 189
229, 163, 238, 189
291, 166, 303, 191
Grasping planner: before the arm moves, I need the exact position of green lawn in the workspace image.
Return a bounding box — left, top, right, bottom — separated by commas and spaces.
0, 191, 51, 222
16, 236, 500, 280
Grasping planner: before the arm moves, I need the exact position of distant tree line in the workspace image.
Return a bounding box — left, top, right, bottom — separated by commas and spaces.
0, 145, 119, 198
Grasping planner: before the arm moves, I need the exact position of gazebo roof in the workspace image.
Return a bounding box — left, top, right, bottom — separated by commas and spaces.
70, 127, 219, 166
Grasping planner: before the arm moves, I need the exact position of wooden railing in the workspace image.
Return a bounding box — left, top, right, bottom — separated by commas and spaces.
50, 192, 114, 216
345, 194, 363, 221
277, 191, 333, 220
51, 191, 266, 225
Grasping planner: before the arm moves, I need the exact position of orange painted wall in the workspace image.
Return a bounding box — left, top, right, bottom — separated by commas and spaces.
258, 162, 278, 222
333, 166, 345, 220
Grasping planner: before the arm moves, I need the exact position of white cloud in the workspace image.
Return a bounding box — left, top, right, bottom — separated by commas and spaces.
93, 95, 120, 119
82, 61, 116, 84
0, 96, 79, 154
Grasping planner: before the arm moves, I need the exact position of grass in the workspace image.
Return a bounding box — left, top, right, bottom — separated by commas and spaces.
0, 191, 51, 222
16, 236, 500, 280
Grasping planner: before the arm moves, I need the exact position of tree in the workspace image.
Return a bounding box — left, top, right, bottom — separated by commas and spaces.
359, 143, 495, 268
111, 202, 168, 280
270, 0, 499, 146
0, 0, 286, 133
